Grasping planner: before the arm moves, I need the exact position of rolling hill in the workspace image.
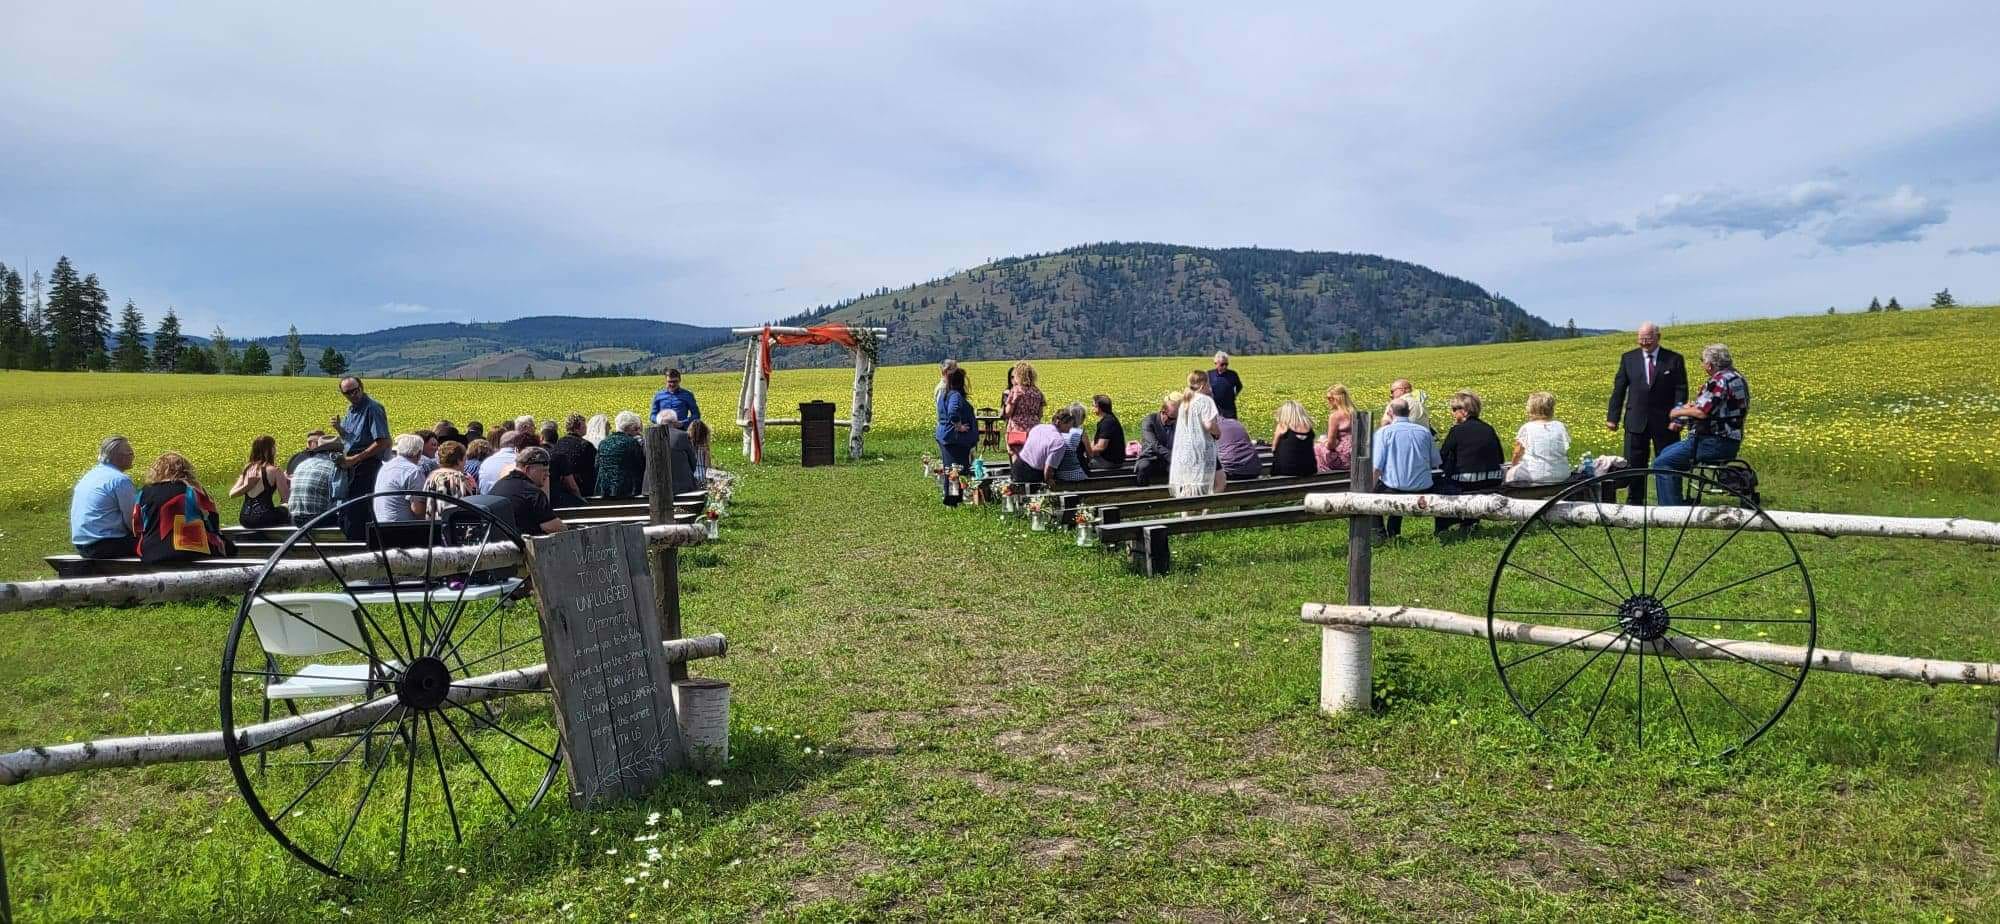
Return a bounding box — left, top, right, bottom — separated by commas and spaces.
683, 242, 1565, 371
243, 316, 734, 379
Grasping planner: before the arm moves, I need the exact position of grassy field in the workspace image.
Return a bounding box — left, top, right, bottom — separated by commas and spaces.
1, 308, 1998, 921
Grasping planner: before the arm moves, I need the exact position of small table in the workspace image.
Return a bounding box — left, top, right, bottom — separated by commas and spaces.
976, 411, 1003, 449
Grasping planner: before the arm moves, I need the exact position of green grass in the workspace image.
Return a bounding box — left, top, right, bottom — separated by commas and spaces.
4, 310, 2000, 921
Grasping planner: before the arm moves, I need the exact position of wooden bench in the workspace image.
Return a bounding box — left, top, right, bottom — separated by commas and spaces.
1089, 475, 1356, 526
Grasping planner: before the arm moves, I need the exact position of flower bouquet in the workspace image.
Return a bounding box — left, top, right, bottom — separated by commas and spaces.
1000, 482, 1020, 515
703, 506, 721, 540
944, 466, 963, 501
1072, 508, 1095, 546
1026, 495, 1048, 531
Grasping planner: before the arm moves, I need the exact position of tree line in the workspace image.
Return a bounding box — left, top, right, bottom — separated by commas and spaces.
0, 257, 350, 375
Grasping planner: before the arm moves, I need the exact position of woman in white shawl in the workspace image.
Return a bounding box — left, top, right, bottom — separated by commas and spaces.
1169, 369, 1224, 497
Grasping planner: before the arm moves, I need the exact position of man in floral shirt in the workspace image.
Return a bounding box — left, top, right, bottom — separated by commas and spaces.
1655, 343, 1749, 505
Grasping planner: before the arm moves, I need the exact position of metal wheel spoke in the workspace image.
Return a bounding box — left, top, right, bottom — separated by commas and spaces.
428, 523, 500, 656
1636, 645, 1646, 746
1535, 518, 1629, 603
366, 541, 422, 665
1640, 501, 1649, 596
398, 714, 417, 864
1672, 650, 1762, 731
1526, 631, 1625, 720
435, 708, 520, 818
303, 532, 410, 667
447, 682, 549, 695
1665, 628, 1800, 684
231, 668, 401, 686
1493, 609, 1623, 620
1651, 503, 1699, 603
437, 594, 520, 663
443, 698, 559, 763
1672, 615, 1813, 625
1591, 493, 1637, 596
1503, 561, 1626, 611
1657, 654, 1700, 751
1500, 621, 1625, 670
1654, 510, 1763, 608
270, 702, 400, 819
422, 712, 464, 844
330, 706, 406, 868
1662, 562, 1802, 613
456, 635, 545, 675
243, 695, 395, 756
1580, 635, 1632, 738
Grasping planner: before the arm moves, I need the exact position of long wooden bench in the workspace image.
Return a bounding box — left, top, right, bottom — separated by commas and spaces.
1088, 475, 1355, 526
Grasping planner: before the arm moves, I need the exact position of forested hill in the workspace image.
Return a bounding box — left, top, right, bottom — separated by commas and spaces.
687, 242, 1561, 370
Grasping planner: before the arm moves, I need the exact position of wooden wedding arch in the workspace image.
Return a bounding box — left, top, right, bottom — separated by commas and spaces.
732, 324, 887, 463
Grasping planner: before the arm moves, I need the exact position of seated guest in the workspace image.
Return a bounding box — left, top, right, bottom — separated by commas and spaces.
515, 414, 538, 436
1657, 343, 1750, 506
228, 435, 293, 529
373, 434, 430, 523
1215, 415, 1263, 482
414, 429, 440, 479
285, 430, 326, 473
539, 421, 559, 450
1133, 392, 1179, 487
1505, 391, 1572, 485
1379, 379, 1432, 433
1269, 400, 1318, 477
686, 420, 713, 483
464, 420, 485, 443
655, 410, 701, 496
423, 440, 478, 509
1316, 385, 1356, 473
289, 438, 344, 524
1012, 417, 1065, 487
1372, 397, 1441, 541
1050, 407, 1090, 484
595, 411, 648, 498
133, 452, 231, 563
485, 446, 567, 536
477, 431, 522, 493
584, 413, 609, 447
70, 435, 138, 559
433, 420, 460, 445
551, 414, 598, 503
1086, 395, 1126, 472
1437, 390, 1505, 537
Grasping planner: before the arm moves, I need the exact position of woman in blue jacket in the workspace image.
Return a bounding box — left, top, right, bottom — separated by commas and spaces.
935, 367, 978, 506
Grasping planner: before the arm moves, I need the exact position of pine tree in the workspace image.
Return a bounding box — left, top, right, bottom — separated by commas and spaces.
180, 345, 217, 374
1932, 288, 1955, 308
0, 264, 24, 368
23, 271, 51, 371
1342, 331, 1363, 353
1508, 318, 1533, 342
1386, 332, 1405, 351
44, 256, 85, 370
1827, 306, 1836, 315
1886, 297, 1903, 311
1564, 318, 1579, 338
318, 346, 348, 376
1867, 297, 1882, 312
238, 342, 273, 375
210, 325, 235, 374
280, 325, 307, 376
80, 274, 112, 370
152, 309, 185, 372
522, 363, 536, 380
113, 300, 149, 371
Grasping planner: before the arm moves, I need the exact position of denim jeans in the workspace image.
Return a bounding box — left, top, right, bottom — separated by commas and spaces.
1653, 436, 1740, 506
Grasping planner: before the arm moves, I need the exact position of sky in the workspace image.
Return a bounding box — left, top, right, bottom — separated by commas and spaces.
2, 1, 1997, 338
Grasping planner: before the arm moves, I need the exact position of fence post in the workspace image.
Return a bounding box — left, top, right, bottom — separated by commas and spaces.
1323, 411, 1374, 713
643, 425, 688, 682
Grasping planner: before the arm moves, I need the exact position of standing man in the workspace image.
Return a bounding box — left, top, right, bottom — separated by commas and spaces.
650, 368, 700, 427
1372, 398, 1441, 543
1606, 321, 1687, 504
1207, 352, 1244, 419
331, 376, 391, 540
70, 435, 138, 559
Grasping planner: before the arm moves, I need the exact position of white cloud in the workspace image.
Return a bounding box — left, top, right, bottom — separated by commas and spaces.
1949, 243, 2000, 256
1638, 181, 1846, 238
1817, 186, 1950, 248
380, 302, 430, 315
1550, 220, 1631, 244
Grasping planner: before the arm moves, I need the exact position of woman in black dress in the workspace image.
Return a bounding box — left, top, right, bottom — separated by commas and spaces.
228, 435, 292, 529
1437, 390, 1505, 538
1268, 400, 1318, 477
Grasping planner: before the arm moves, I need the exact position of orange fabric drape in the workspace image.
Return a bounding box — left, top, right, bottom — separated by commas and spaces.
759, 324, 862, 383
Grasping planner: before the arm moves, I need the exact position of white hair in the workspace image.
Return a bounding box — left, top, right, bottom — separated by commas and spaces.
585, 413, 609, 446
615, 410, 643, 432
98, 435, 130, 463
655, 408, 679, 425
1701, 343, 1734, 369
392, 433, 424, 458
513, 414, 536, 431
1213, 351, 1231, 363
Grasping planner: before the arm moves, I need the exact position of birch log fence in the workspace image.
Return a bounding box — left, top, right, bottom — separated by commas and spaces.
1297, 484, 2000, 757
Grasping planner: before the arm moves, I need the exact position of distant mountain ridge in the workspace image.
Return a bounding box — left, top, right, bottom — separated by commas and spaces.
683, 242, 1565, 371
231, 316, 733, 379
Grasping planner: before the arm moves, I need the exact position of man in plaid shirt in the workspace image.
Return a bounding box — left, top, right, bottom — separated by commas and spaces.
1656, 343, 1749, 505
289, 439, 346, 524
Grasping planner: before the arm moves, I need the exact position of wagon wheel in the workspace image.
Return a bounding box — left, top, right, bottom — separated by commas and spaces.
220, 492, 563, 879
1485, 468, 1815, 760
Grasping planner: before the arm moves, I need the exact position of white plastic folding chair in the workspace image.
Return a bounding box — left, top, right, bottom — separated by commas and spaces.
247, 593, 401, 768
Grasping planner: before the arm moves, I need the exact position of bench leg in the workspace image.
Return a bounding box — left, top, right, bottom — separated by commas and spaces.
1143, 525, 1170, 577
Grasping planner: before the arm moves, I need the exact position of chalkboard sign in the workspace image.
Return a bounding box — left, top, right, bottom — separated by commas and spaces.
528, 523, 688, 809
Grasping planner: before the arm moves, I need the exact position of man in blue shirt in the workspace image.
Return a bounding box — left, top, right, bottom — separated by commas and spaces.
650, 368, 699, 428
70, 435, 138, 559
332, 376, 392, 540
1372, 397, 1441, 542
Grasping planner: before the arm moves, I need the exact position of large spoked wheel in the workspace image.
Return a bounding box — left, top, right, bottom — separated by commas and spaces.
220, 492, 563, 879
1485, 468, 1815, 760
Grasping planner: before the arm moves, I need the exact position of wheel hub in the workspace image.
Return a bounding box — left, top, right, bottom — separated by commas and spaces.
1619, 595, 1671, 641
396, 657, 453, 710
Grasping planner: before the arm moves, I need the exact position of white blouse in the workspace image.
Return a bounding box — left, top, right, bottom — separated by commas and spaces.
1512, 419, 1571, 483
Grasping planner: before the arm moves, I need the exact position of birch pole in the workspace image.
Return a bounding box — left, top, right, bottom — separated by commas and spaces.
849, 348, 875, 460
0, 525, 707, 615
0, 634, 728, 786
1301, 492, 2000, 547
1301, 604, 2000, 686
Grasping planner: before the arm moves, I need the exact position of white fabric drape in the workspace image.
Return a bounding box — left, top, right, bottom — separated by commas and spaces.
1169, 392, 1220, 498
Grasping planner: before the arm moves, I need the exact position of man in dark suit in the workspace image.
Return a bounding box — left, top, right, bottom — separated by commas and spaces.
1606, 322, 1687, 504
